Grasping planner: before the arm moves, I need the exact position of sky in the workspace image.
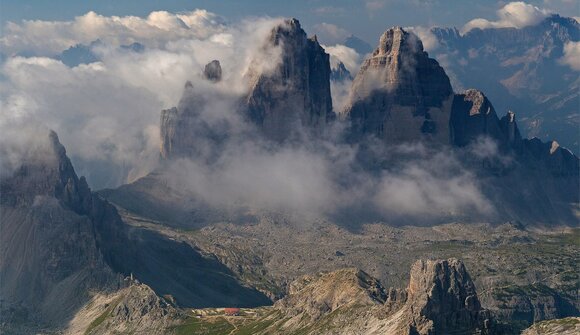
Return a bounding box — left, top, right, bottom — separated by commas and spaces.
1, 0, 578, 44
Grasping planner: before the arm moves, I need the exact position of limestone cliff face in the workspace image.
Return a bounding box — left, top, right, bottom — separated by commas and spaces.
402, 259, 489, 334
0, 131, 92, 210
245, 19, 334, 142
450, 89, 508, 147
341, 27, 453, 144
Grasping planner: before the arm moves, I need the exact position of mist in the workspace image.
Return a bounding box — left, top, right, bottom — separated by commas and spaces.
0, 9, 498, 224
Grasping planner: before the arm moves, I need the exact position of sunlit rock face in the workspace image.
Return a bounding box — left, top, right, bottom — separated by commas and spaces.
341, 27, 453, 145
244, 18, 334, 142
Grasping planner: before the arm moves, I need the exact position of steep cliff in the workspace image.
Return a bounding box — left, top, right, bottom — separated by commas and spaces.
341, 27, 453, 145
0, 131, 121, 327
244, 18, 334, 142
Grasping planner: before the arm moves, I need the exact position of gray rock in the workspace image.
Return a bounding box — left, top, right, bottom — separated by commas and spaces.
431, 15, 580, 154
244, 18, 334, 142
403, 258, 490, 334
450, 89, 506, 147
203, 60, 222, 82
341, 27, 453, 145
330, 61, 352, 82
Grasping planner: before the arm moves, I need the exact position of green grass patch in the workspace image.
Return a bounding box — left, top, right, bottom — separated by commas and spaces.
235, 311, 281, 335
84, 296, 124, 335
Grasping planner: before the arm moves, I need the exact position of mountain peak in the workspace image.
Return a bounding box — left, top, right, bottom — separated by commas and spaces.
341, 27, 453, 144
1, 130, 92, 212
376, 27, 415, 55
243, 18, 333, 142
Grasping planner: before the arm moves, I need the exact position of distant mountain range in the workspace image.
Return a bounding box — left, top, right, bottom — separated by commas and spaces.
429, 15, 579, 154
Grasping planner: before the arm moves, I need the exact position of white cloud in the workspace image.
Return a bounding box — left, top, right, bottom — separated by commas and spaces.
560, 41, 580, 71
0, 11, 284, 188
405, 26, 439, 52
0, 10, 227, 56
461, 2, 552, 34
323, 44, 360, 73
312, 23, 350, 45
322, 44, 361, 112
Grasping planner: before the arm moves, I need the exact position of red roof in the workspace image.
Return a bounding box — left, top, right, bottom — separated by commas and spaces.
224, 308, 240, 315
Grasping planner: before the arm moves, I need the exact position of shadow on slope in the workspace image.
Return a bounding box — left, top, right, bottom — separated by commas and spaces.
109, 225, 271, 308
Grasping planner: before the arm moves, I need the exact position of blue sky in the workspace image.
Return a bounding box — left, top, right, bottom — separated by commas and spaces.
1, 0, 578, 43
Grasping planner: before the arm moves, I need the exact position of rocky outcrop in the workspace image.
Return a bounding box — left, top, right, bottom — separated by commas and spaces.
0, 131, 92, 210
431, 15, 580, 154
275, 268, 387, 321
67, 283, 182, 335
397, 258, 491, 334
203, 60, 222, 82
450, 89, 507, 147
252, 259, 491, 334
522, 138, 579, 177
244, 19, 334, 142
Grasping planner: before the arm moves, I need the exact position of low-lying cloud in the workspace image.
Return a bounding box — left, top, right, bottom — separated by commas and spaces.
0, 9, 498, 224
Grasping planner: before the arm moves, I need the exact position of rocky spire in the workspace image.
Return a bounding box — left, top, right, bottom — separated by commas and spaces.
403, 258, 489, 334
203, 60, 222, 82
341, 27, 453, 144
244, 18, 334, 142
450, 89, 506, 147
0, 130, 92, 212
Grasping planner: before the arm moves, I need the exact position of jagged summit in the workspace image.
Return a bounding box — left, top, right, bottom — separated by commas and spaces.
450, 89, 508, 148
0, 130, 92, 212
347, 27, 452, 106
244, 18, 334, 142
341, 27, 453, 144
402, 258, 487, 334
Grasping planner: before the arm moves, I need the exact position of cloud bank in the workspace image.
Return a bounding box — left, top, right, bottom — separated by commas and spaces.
0, 10, 284, 188
0, 10, 227, 56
